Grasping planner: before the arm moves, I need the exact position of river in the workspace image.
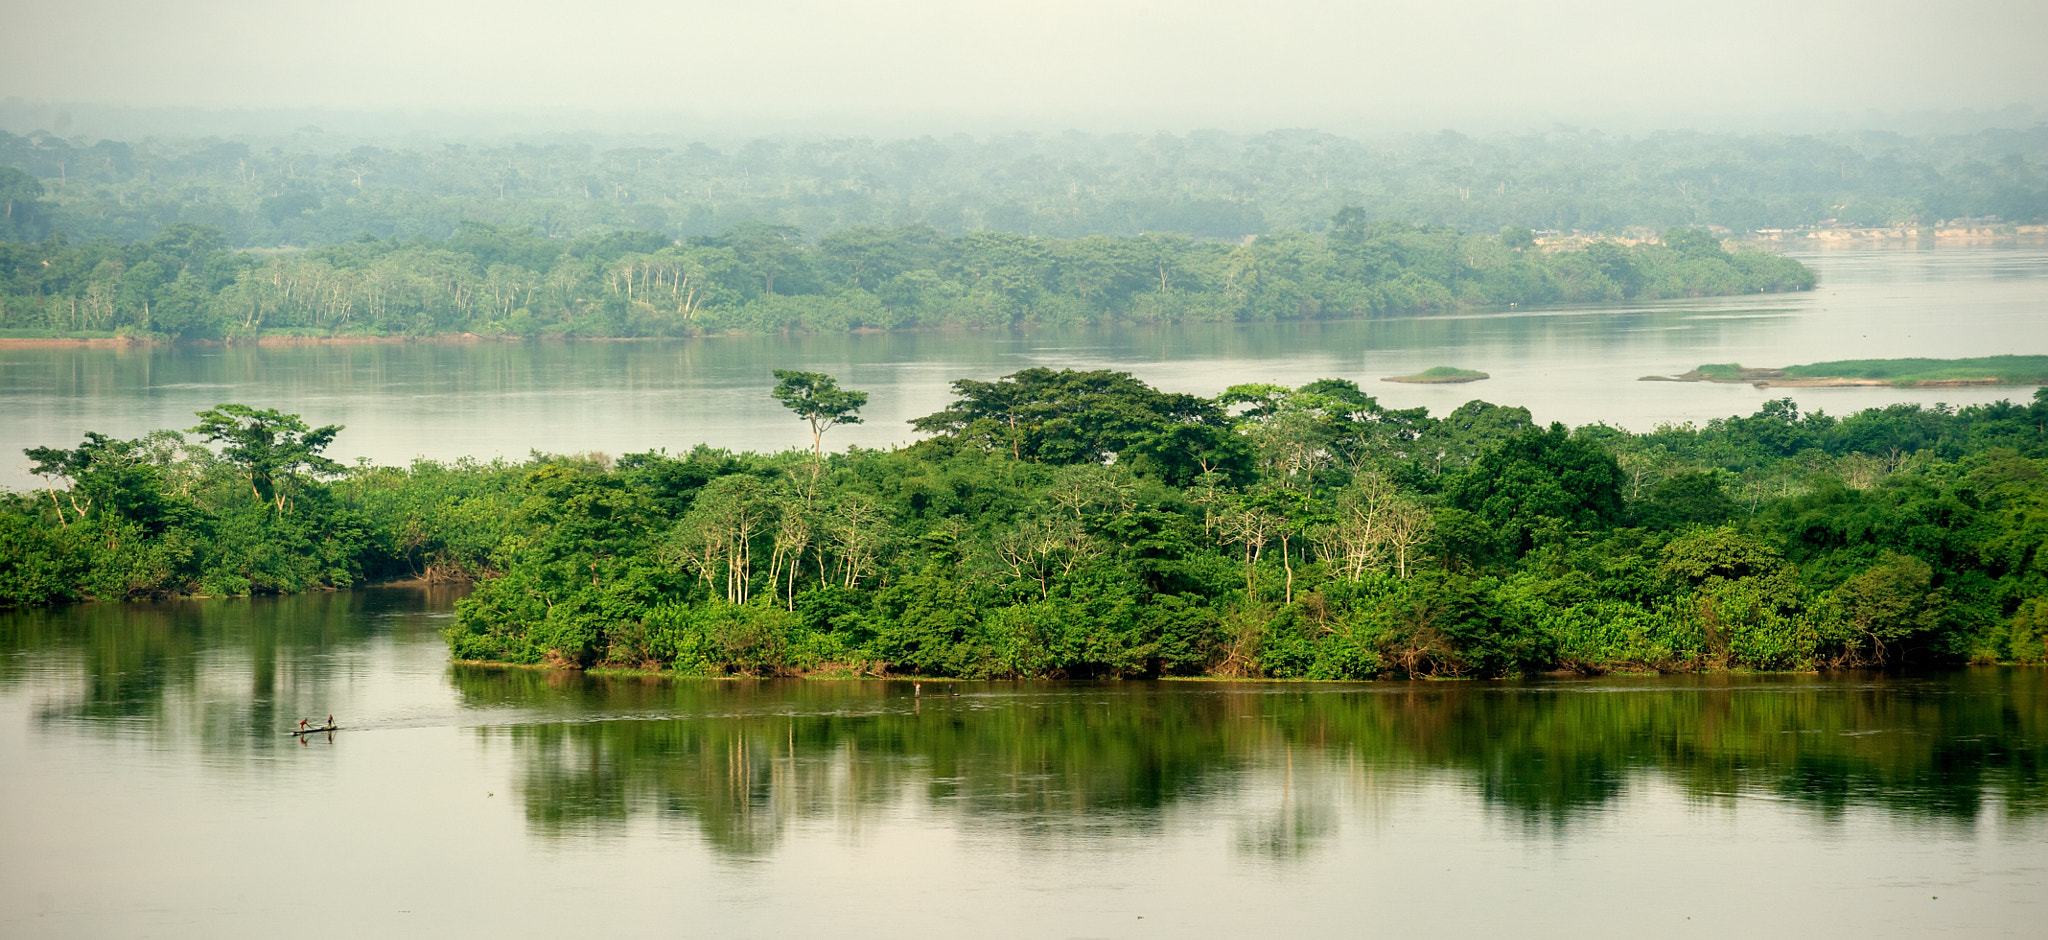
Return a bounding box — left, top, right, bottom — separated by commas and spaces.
0, 586, 2043, 937
2, 243, 2045, 489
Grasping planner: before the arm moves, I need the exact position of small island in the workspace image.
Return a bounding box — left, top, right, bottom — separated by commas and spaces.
1383, 366, 1490, 384
1642, 356, 2048, 388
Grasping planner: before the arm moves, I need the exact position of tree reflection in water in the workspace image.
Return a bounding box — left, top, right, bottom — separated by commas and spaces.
0, 585, 463, 752
4, 595, 2039, 859
452, 669, 2048, 857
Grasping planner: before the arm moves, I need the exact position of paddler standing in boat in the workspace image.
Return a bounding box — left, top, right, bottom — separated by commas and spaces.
325, 715, 334, 730
298, 717, 310, 733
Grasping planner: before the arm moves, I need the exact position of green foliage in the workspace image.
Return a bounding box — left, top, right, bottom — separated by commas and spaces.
335, 458, 525, 581
1631, 471, 1736, 529
13, 370, 2048, 678
1817, 552, 1947, 666
2004, 599, 2048, 664
1661, 227, 1731, 261
4, 406, 371, 602
1448, 424, 1625, 555
0, 219, 1811, 339
189, 404, 344, 511
913, 368, 1248, 485
0, 501, 82, 606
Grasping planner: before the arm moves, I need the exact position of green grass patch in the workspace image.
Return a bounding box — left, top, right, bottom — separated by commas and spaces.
1777, 355, 2048, 384
1385, 366, 1489, 384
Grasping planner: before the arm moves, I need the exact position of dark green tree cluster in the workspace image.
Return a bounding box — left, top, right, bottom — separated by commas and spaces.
2, 125, 2041, 247
0, 218, 1810, 338
440, 373, 2048, 677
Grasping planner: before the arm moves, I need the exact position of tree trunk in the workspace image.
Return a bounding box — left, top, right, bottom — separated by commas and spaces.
1281, 534, 1293, 605
44, 482, 67, 527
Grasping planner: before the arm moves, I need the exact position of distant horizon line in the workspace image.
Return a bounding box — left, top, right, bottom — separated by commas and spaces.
2, 97, 2041, 144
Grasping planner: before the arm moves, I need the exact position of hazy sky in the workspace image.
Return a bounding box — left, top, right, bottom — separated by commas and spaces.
4, 0, 2045, 131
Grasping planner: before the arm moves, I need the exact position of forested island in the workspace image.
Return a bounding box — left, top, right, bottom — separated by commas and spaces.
0, 218, 1809, 339
6, 370, 2046, 677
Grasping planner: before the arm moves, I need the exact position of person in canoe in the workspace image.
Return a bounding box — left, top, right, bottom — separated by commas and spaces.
298, 718, 310, 733
325, 715, 334, 729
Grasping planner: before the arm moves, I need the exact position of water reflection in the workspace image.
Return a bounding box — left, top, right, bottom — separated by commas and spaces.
3, 593, 2041, 860
453, 670, 2048, 855
0, 585, 465, 750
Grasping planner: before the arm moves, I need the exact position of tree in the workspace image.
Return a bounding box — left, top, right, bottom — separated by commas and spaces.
1659, 526, 1785, 586
672, 474, 774, 604
1223, 378, 1425, 486
189, 404, 345, 512
770, 370, 868, 459
1827, 552, 1945, 666
1632, 470, 1736, 529
1661, 227, 1730, 261
911, 368, 1244, 484
0, 166, 48, 242
1447, 424, 1624, 557
1312, 473, 1433, 580
23, 431, 188, 532
721, 223, 807, 297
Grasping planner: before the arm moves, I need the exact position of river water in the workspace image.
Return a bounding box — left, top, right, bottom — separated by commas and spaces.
1, 586, 2043, 937
2, 244, 2045, 488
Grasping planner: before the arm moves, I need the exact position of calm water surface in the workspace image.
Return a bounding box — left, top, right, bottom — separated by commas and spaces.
2, 243, 2045, 488
1, 587, 2043, 937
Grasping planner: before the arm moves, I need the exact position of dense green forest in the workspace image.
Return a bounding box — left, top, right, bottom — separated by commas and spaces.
2, 126, 2043, 247
0, 217, 1810, 338
7, 371, 2047, 677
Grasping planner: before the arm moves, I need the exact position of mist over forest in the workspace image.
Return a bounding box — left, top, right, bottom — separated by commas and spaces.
2, 121, 2044, 250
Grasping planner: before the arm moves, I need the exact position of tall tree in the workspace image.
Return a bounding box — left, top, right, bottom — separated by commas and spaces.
770, 370, 868, 458
190, 404, 345, 512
